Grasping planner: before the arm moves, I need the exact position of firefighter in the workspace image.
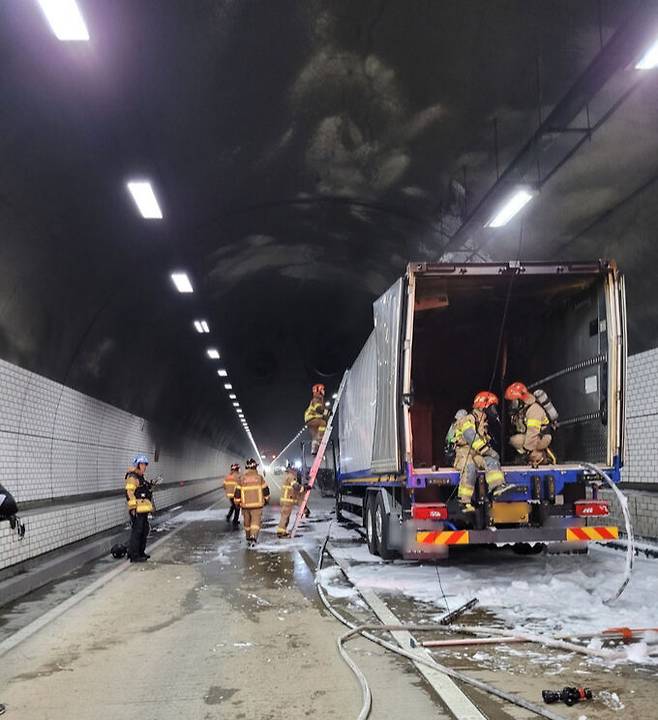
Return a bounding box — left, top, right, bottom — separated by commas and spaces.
505, 382, 557, 467
277, 463, 303, 538
452, 392, 508, 512
304, 384, 329, 455
224, 463, 241, 528
125, 454, 154, 563
234, 458, 270, 546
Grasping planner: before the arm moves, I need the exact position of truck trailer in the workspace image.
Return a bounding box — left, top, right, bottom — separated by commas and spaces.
336, 261, 626, 559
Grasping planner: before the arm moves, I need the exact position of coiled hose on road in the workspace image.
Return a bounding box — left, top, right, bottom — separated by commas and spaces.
315, 533, 570, 720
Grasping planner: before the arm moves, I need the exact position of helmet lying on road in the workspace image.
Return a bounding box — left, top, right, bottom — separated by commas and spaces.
111, 543, 128, 559
312, 384, 325, 396
473, 391, 499, 409
132, 454, 149, 467
504, 382, 533, 402
230, 463, 240, 472
245, 458, 258, 470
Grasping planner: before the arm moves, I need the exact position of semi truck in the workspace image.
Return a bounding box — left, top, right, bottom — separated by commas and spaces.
336, 261, 626, 559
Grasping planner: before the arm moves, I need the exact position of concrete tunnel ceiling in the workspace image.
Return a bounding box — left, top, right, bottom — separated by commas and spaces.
1, 0, 657, 455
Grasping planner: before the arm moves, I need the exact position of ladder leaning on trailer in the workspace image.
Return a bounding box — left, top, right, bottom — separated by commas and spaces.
290, 371, 349, 537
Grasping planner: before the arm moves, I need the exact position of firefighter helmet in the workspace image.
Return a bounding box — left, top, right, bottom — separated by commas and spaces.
245, 458, 258, 470
230, 463, 240, 472
312, 384, 325, 396
111, 543, 128, 559
504, 382, 533, 402
473, 391, 499, 409
132, 454, 149, 467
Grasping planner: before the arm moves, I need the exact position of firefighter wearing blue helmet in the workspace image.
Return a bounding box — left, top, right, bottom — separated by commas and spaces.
125, 454, 154, 563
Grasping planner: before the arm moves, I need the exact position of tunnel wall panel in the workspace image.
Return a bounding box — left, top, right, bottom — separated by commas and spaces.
0, 356, 234, 570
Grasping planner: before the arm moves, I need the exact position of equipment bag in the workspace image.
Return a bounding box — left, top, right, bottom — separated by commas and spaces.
533, 389, 559, 425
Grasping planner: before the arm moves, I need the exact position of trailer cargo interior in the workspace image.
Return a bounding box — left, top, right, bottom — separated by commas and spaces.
337, 261, 626, 559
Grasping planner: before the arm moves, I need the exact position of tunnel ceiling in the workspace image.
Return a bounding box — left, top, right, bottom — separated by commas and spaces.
1, 0, 656, 455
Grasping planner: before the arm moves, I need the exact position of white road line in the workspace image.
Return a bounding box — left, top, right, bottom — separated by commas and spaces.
328, 549, 487, 720
0, 497, 224, 658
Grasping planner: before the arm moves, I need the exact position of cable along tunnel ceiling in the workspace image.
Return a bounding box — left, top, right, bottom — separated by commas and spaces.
0, 0, 655, 452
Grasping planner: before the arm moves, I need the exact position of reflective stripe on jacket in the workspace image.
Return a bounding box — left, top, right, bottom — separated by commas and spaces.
454, 411, 489, 454
304, 398, 327, 424
280, 471, 301, 505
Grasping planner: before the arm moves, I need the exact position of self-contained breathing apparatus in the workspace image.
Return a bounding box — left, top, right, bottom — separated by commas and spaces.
0, 483, 25, 540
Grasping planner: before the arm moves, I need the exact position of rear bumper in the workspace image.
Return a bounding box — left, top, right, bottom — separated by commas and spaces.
415, 525, 618, 546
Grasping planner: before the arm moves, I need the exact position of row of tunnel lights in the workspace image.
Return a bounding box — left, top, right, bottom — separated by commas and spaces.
32, 1, 260, 457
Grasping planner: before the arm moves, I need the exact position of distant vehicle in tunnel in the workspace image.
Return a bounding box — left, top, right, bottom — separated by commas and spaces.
336, 261, 626, 559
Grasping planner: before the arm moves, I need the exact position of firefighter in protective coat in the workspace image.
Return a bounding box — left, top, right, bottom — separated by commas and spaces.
124, 454, 154, 563
234, 458, 270, 546
452, 392, 509, 512
277, 464, 303, 538
304, 384, 329, 455
224, 463, 241, 527
505, 382, 557, 467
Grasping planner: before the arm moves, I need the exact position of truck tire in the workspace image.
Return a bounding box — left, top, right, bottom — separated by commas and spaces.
375, 493, 397, 560
365, 497, 380, 556
512, 542, 545, 556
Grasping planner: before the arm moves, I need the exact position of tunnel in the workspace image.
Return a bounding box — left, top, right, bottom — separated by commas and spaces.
2, 2, 658, 718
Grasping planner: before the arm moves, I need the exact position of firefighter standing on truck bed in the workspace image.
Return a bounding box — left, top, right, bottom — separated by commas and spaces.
452, 392, 509, 512
224, 463, 241, 528
505, 382, 557, 467
276, 462, 303, 538
234, 458, 270, 546
304, 384, 329, 455
124, 454, 154, 563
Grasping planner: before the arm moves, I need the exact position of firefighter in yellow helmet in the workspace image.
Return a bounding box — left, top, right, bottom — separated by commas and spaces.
452, 392, 509, 512
234, 458, 270, 546
224, 463, 241, 528
505, 382, 557, 467
125, 454, 154, 563
304, 384, 329, 455
277, 462, 304, 538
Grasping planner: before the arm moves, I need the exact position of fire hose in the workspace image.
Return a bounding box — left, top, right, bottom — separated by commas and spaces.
578, 462, 635, 604
315, 533, 569, 720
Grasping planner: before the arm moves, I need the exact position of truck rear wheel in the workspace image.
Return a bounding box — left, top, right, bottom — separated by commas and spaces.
375, 494, 397, 560
366, 497, 380, 556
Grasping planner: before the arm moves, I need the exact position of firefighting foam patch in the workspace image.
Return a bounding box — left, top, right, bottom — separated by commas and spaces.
416, 530, 470, 545
565, 526, 619, 542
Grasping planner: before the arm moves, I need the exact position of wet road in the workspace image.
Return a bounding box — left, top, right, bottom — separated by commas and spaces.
0, 489, 443, 719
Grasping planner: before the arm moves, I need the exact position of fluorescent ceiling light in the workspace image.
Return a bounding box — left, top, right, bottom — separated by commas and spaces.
194, 320, 209, 334
332, 393, 338, 399
486, 189, 534, 228
229, 393, 237, 399
224, 383, 232, 389
636, 39, 658, 69
206, 348, 220, 359
38, 0, 89, 41
126, 181, 163, 219
232, 402, 239, 407
325, 401, 331, 407
171, 272, 193, 293
217, 369, 228, 377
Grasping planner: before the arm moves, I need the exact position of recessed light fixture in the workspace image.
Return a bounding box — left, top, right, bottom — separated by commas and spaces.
37, 0, 89, 41
217, 369, 228, 377
636, 38, 658, 69
126, 181, 163, 219
229, 393, 237, 400
224, 383, 232, 389
194, 320, 210, 334
171, 272, 193, 293
486, 189, 534, 228
206, 349, 220, 360
232, 402, 239, 407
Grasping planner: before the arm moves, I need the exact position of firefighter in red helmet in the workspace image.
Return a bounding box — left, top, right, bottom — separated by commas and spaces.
304, 384, 329, 455
451, 391, 509, 512
505, 382, 557, 467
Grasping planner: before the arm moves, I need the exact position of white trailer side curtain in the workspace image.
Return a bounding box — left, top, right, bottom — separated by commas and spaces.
371, 278, 404, 473
339, 331, 377, 475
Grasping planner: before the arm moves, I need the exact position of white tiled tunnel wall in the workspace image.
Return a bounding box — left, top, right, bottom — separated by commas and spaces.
0, 357, 236, 570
